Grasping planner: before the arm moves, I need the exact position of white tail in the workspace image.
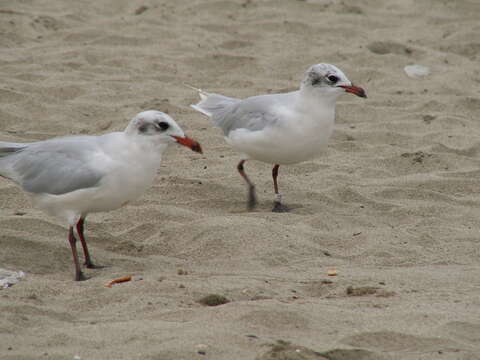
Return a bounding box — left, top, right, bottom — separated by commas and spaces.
183, 83, 209, 100
185, 83, 213, 116
187, 84, 240, 134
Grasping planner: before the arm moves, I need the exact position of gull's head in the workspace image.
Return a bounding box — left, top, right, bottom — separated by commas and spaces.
301, 63, 366, 99
126, 110, 202, 153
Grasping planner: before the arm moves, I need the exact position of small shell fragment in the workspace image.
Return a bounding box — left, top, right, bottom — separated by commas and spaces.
404, 64, 430, 78
327, 269, 337, 276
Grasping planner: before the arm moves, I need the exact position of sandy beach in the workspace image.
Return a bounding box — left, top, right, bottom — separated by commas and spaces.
1, 0, 480, 359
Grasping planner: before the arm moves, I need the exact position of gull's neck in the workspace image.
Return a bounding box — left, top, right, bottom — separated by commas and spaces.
296, 87, 339, 115
124, 122, 139, 136
115, 129, 166, 158
298, 87, 339, 107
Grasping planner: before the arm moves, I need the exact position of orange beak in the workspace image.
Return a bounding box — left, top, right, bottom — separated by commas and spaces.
171, 135, 203, 154
338, 84, 367, 98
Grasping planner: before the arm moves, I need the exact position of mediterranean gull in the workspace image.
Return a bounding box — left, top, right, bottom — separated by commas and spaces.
0, 110, 202, 280
190, 63, 366, 212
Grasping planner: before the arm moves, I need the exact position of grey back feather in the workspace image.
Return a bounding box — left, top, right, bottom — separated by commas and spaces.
0, 137, 105, 195
192, 91, 296, 136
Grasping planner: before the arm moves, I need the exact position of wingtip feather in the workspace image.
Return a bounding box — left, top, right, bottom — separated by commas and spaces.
183, 83, 209, 98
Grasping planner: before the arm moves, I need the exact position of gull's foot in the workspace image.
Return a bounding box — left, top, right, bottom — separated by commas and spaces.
74, 270, 88, 281
247, 185, 257, 211
272, 201, 291, 213
85, 261, 103, 269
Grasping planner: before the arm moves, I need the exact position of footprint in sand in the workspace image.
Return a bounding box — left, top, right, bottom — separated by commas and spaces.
0, 234, 70, 274
367, 41, 413, 56
30, 15, 63, 31
256, 341, 385, 360
341, 331, 459, 353
240, 310, 309, 330
440, 42, 480, 60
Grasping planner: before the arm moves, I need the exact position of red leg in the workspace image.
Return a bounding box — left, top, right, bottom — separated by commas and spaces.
272, 164, 280, 195
76, 217, 95, 268
68, 226, 85, 281
271, 164, 290, 213
237, 160, 257, 210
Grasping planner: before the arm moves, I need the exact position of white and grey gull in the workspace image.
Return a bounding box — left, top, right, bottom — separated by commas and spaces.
0, 110, 202, 280
190, 63, 366, 212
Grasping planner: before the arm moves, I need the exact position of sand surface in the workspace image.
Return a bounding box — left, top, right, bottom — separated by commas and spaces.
1, 0, 480, 359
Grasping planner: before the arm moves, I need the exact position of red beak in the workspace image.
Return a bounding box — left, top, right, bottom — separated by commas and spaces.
171, 135, 203, 153
339, 84, 367, 98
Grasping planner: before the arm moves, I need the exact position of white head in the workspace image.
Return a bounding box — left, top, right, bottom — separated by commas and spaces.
301, 63, 366, 100
125, 110, 202, 153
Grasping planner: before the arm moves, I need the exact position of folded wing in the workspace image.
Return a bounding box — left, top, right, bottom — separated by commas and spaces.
191, 89, 292, 136
0, 137, 105, 195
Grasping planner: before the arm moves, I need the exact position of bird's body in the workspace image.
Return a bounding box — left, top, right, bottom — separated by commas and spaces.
0, 110, 202, 280
1, 132, 162, 222
218, 91, 335, 165
191, 63, 366, 211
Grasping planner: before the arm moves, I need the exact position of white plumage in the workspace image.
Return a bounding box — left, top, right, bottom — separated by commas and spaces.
191, 63, 366, 212
0, 110, 202, 280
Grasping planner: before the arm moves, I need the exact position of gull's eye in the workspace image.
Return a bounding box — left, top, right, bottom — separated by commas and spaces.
327, 75, 339, 83
156, 121, 170, 131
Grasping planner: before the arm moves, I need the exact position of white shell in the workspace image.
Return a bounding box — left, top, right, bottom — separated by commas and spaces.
404, 64, 430, 78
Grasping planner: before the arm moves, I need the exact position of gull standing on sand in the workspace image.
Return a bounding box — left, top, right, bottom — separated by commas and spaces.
0, 110, 202, 281
190, 63, 366, 212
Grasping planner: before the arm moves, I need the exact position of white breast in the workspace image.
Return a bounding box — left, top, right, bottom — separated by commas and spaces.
227, 101, 336, 165
32, 135, 163, 224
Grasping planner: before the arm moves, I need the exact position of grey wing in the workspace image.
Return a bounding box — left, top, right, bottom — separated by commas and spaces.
221, 102, 280, 135
0, 138, 105, 195
0, 141, 28, 177
192, 91, 286, 136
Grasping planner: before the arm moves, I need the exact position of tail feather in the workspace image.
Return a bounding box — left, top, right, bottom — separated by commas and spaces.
187, 84, 239, 124
184, 83, 210, 100
0, 142, 26, 157
0, 141, 26, 181
184, 83, 213, 116
190, 103, 212, 117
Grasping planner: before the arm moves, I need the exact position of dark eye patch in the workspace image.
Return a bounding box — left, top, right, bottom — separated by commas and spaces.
138, 123, 149, 133
311, 77, 322, 86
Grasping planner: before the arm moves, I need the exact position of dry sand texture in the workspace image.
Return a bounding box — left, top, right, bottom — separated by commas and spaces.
1, 0, 480, 359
